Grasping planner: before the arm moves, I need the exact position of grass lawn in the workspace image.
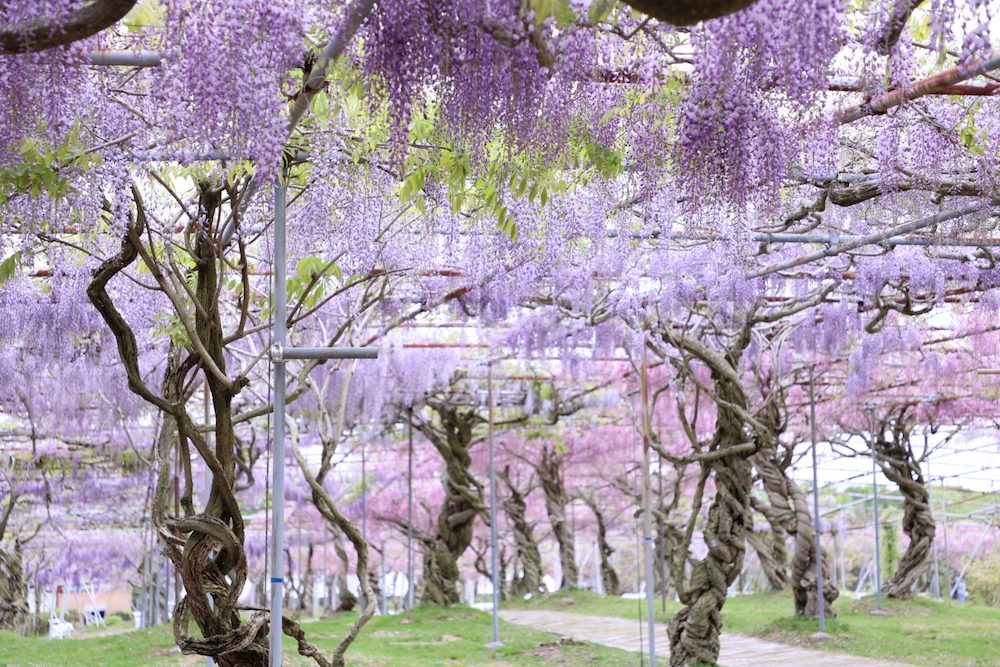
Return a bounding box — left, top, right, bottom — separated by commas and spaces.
0, 606, 634, 666
508, 589, 1000, 666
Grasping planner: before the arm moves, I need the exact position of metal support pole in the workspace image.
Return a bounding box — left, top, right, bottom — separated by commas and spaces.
486, 362, 502, 648
268, 178, 288, 667
941, 476, 949, 592
361, 439, 368, 612
407, 408, 415, 613
928, 455, 941, 599
640, 343, 657, 666
657, 458, 666, 611
872, 454, 882, 610
809, 369, 826, 631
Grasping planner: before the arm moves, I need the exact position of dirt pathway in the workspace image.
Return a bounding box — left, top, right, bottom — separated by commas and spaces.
499, 609, 915, 667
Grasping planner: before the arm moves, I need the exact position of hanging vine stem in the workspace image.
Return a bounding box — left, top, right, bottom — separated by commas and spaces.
288, 423, 376, 667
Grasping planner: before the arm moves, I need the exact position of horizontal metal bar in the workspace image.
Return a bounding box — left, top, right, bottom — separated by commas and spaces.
88, 50, 163, 67
756, 232, 1000, 247
281, 346, 378, 360
751, 202, 986, 278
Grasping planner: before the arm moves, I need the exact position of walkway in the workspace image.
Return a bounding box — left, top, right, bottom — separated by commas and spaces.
499, 609, 914, 667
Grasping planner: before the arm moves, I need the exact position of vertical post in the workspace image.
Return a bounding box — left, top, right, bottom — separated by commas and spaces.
268, 177, 288, 667
486, 362, 502, 648
640, 342, 657, 666
928, 453, 941, 599
809, 369, 826, 631
658, 460, 666, 612
407, 408, 415, 613
872, 453, 882, 610
941, 476, 949, 593
360, 438, 368, 612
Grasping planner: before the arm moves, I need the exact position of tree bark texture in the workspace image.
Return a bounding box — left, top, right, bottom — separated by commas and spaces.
752, 448, 837, 617
411, 402, 486, 606
664, 335, 759, 667
538, 445, 578, 591
0, 0, 137, 53
622, 0, 759, 26
86, 186, 323, 665
873, 423, 935, 599
499, 468, 544, 596
583, 495, 621, 596
0, 543, 28, 632
667, 448, 752, 666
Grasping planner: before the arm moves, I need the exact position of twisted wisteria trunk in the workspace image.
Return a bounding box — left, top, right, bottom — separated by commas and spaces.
745, 525, 787, 591
753, 448, 837, 617
86, 187, 309, 665
0, 542, 27, 632
538, 445, 578, 591
330, 531, 358, 612
788, 481, 838, 618
420, 536, 461, 606
499, 469, 543, 596
668, 445, 752, 667
412, 403, 486, 606
583, 496, 620, 596
663, 331, 761, 667
876, 449, 935, 599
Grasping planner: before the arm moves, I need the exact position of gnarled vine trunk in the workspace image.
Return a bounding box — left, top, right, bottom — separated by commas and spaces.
667, 447, 752, 666
753, 447, 837, 617
874, 433, 934, 599
745, 524, 787, 591
582, 495, 620, 596
0, 543, 28, 632
87, 186, 321, 666
662, 330, 763, 667
538, 445, 578, 591
411, 402, 486, 606
331, 531, 358, 612
499, 468, 543, 596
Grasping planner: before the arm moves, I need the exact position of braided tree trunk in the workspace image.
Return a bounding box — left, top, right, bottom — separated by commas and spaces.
413, 403, 486, 606
538, 445, 578, 591
653, 517, 686, 598
0, 543, 28, 632
87, 186, 331, 665
330, 531, 358, 612
582, 495, 620, 596
875, 441, 934, 599
499, 468, 543, 596
753, 448, 837, 617
666, 342, 758, 667
668, 448, 752, 667
745, 525, 787, 591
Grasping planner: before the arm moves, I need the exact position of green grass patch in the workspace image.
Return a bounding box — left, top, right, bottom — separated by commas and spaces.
0, 606, 634, 666
509, 589, 1000, 666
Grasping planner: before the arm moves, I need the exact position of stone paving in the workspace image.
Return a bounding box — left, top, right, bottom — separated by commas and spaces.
499, 609, 915, 667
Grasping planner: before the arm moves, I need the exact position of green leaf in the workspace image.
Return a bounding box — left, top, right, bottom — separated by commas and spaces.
0, 252, 21, 285
588, 0, 615, 22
